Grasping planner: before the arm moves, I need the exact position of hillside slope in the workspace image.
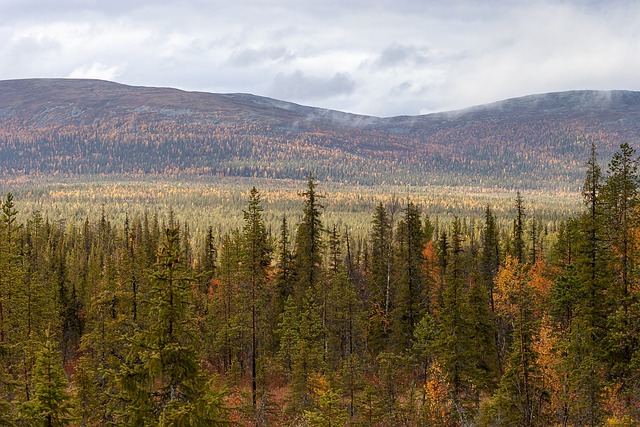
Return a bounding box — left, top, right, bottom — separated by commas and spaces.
1, 79, 639, 190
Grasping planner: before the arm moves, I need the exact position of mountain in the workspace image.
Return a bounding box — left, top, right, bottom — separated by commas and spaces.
1, 78, 639, 190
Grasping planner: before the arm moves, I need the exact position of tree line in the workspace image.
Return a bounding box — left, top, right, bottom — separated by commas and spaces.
1, 143, 640, 425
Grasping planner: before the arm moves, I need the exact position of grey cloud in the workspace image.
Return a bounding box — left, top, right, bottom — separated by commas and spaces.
0, 0, 165, 19
228, 46, 294, 67
389, 81, 430, 97
371, 44, 431, 69
270, 70, 356, 101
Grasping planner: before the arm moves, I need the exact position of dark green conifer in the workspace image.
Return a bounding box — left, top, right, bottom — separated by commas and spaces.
242, 187, 271, 416
513, 191, 526, 263
600, 142, 639, 414
117, 227, 227, 425
292, 174, 325, 302
390, 202, 426, 350
18, 330, 76, 426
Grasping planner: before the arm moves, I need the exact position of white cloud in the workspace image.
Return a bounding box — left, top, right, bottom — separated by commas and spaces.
68, 62, 124, 80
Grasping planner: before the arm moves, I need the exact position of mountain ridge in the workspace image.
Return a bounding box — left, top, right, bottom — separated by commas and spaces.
1, 78, 639, 190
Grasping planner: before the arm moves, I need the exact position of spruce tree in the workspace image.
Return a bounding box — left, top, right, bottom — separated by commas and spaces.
602, 143, 638, 303
390, 202, 426, 350
562, 141, 608, 425
436, 230, 449, 311
369, 202, 392, 316
280, 176, 326, 411
513, 191, 526, 263
18, 330, 76, 426
117, 227, 227, 425
274, 215, 294, 315
439, 217, 493, 421
293, 174, 325, 302
242, 187, 271, 416
480, 205, 503, 374
210, 230, 243, 373
600, 142, 639, 413
480, 205, 500, 312
367, 203, 392, 354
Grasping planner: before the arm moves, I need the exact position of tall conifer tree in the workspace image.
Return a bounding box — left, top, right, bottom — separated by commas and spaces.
390, 202, 426, 350
513, 191, 526, 264
293, 174, 324, 302
601, 142, 640, 412
242, 187, 271, 416
18, 330, 76, 426
117, 227, 227, 425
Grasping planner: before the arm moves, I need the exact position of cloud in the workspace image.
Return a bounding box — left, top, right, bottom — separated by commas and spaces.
270, 70, 356, 101
68, 62, 123, 80
228, 46, 294, 67
419, 1, 640, 113
367, 43, 431, 70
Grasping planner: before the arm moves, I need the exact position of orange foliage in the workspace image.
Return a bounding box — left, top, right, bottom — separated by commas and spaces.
533, 316, 567, 418
422, 361, 456, 426
208, 277, 221, 299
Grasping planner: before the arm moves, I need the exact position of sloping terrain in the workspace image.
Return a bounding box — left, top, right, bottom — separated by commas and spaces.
1, 79, 639, 190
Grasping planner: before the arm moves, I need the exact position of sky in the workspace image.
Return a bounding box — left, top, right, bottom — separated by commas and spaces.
1, 0, 639, 117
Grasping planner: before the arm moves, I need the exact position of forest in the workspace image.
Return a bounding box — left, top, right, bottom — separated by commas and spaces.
0, 114, 608, 190
0, 142, 639, 426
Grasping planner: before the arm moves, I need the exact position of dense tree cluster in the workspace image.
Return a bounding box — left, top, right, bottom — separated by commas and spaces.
1, 145, 640, 425
0, 114, 628, 189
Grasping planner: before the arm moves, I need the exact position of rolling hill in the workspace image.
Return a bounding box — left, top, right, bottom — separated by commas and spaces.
1, 78, 639, 190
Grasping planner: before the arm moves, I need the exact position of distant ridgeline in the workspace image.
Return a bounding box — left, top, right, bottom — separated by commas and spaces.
1, 79, 640, 190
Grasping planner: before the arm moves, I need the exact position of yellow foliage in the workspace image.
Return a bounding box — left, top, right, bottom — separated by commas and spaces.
308, 372, 330, 398
493, 255, 524, 319
605, 415, 637, 427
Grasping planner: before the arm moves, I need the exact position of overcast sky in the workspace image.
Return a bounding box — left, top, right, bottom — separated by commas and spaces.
1, 0, 639, 117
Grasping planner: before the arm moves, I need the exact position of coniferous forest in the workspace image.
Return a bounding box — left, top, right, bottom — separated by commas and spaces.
2, 143, 640, 426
